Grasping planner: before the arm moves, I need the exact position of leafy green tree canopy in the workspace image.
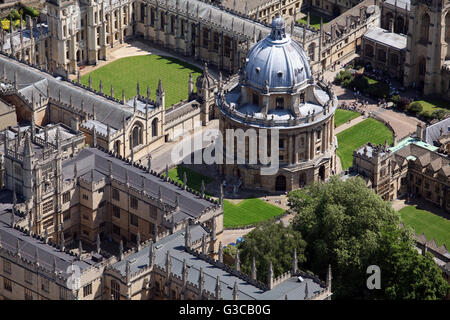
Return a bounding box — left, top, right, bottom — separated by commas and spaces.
237, 221, 307, 283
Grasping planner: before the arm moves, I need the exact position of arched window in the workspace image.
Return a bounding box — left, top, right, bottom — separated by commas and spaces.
152, 118, 158, 137
420, 13, 430, 44
377, 49, 386, 62
390, 53, 399, 66
132, 124, 143, 147
275, 175, 286, 192
114, 140, 121, 156
365, 44, 374, 58
395, 16, 404, 34
299, 172, 306, 187
308, 43, 315, 61
385, 12, 393, 30
111, 280, 120, 300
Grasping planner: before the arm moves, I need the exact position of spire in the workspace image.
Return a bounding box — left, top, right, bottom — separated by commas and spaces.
136, 232, 141, 251
149, 240, 155, 268
235, 249, 240, 272
136, 81, 140, 96
34, 246, 39, 267
147, 153, 152, 172
304, 281, 309, 300
165, 249, 171, 275
78, 240, 83, 260
126, 260, 131, 282
147, 86, 150, 99
251, 256, 257, 280
122, 89, 126, 104
182, 258, 188, 284
158, 186, 162, 202
292, 248, 298, 274
184, 221, 191, 248
23, 132, 33, 157
88, 74, 92, 89
157, 79, 164, 94
201, 233, 207, 255
119, 240, 124, 261
211, 217, 216, 241
198, 267, 204, 297
96, 234, 101, 254
188, 73, 194, 97
99, 79, 103, 93
218, 241, 223, 263
215, 275, 221, 300
60, 231, 65, 251
133, 96, 137, 113
165, 164, 169, 181
232, 281, 238, 300
219, 182, 224, 208
201, 180, 205, 198
16, 238, 20, 257
53, 256, 57, 274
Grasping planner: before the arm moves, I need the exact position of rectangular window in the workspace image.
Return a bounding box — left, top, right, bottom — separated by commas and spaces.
130, 213, 138, 226
130, 196, 138, 210
42, 200, 54, 214
113, 205, 121, 218
24, 288, 33, 300
202, 29, 209, 48
4, 278, 12, 292
24, 270, 33, 285
3, 260, 11, 274
43, 218, 53, 229
59, 287, 69, 300
149, 222, 155, 235
63, 192, 70, 203
63, 211, 71, 222
41, 278, 50, 293
82, 194, 89, 200
83, 283, 92, 297
112, 188, 120, 201
130, 233, 137, 244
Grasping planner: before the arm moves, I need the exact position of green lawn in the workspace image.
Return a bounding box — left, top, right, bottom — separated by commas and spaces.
334, 109, 360, 128
337, 118, 393, 170
166, 166, 212, 193
298, 13, 331, 29
399, 205, 450, 248
81, 55, 202, 108
223, 198, 285, 229
167, 166, 285, 228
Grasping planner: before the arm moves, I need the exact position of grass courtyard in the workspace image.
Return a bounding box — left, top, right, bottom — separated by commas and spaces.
414, 99, 450, 114
337, 118, 393, 170
334, 109, 360, 128
223, 199, 285, 229
298, 12, 331, 30
399, 205, 450, 248
166, 165, 285, 228
81, 55, 202, 108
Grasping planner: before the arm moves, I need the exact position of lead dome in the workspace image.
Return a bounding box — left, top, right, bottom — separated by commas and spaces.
244, 15, 312, 91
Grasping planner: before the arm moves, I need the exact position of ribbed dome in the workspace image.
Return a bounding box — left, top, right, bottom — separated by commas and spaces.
244, 15, 312, 90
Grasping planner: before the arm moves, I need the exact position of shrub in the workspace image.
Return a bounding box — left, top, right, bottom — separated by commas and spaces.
431, 109, 449, 121
22, 6, 39, 18
397, 97, 411, 111
408, 101, 423, 115
8, 9, 20, 20
419, 110, 433, 121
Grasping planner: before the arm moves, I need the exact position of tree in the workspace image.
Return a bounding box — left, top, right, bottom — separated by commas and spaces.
288, 177, 449, 299
431, 109, 449, 121
369, 224, 449, 300
408, 101, 423, 115
236, 221, 307, 283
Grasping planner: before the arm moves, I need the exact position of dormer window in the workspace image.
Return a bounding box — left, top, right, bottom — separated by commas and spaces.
277, 71, 283, 77
256, 67, 260, 73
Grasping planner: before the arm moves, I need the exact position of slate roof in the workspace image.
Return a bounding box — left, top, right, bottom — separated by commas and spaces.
2, 24, 49, 52
111, 225, 325, 300
363, 26, 407, 50
424, 118, 450, 146
63, 148, 217, 219
0, 191, 95, 277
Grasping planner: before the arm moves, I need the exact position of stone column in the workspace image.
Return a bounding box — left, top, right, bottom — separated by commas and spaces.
310, 130, 315, 160
288, 135, 293, 165
294, 135, 299, 163
305, 131, 310, 160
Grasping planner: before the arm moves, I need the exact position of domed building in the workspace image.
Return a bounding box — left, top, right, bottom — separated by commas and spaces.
216, 15, 338, 192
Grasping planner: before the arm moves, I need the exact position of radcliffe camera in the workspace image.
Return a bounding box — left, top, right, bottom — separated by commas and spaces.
0, 0, 448, 312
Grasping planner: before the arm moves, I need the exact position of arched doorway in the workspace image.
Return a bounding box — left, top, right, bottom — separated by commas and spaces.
151, 118, 158, 137
275, 175, 286, 192
319, 165, 325, 181
114, 140, 121, 156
